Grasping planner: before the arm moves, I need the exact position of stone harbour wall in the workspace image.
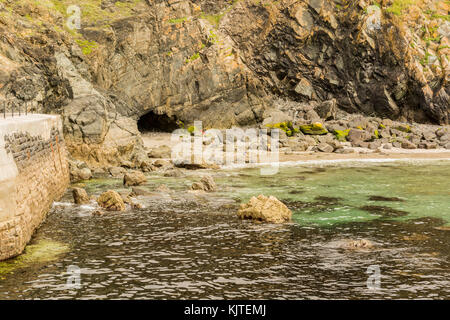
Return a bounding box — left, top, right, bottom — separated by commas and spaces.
0, 115, 69, 261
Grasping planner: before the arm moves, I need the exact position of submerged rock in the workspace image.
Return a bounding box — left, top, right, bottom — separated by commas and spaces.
314, 196, 342, 205
340, 239, 374, 250
123, 171, 147, 187
72, 187, 90, 205
155, 184, 171, 193
163, 168, 184, 177
237, 195, 292, 223
402, 233, 430, 241
369, 195, 404, 202
0, 240, 69, 276
118, 191, 132, 204
175, 162, 220, 170
131, 187, 152, 197
360, 205, 409, 217
191, 175, 217, 192
97, 190, 125, 211
434, 226, 450, 231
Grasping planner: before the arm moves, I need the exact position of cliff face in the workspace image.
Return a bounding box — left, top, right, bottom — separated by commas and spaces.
0, 0, 448, 166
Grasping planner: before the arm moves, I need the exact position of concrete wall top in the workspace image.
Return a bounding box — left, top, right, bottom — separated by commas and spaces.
0, 114, 63, 221
0, 114, 62, 180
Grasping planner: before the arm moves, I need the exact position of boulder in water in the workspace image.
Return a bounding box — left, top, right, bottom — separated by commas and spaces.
237, 195, 292, 223
72, 187, 90, 205
123, 171, 147, 187
97, 190, 125, 211
191, 175, 217, 192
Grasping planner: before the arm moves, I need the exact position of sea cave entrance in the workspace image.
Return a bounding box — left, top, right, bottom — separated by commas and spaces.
137, 110, 179, 133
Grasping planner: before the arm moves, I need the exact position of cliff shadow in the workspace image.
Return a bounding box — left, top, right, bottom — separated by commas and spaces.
137, 110, 179, 133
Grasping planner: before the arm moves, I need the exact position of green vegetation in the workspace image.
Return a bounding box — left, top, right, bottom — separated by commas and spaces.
185, 52, 200, 64
0, 0, 143, 25
385, 0, 416, 16
208, 29, 220, 45
75, 39, 98, 55
431, 14, 450, 22
0, 240, 69, 278
299, 123, 328, 135
333, 129, 350, 142
265, 122, 299, 137
188, 126, 199, 135
168, 17, 187, 24
373, 129, 381, 139
420, 51, 431, 66
394, 124, 412, 133
200, 12, 225, 28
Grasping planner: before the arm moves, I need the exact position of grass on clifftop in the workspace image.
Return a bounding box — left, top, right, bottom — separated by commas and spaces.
0, 0, 143, 55
385, 0, 417, 16
0, 0, 143, 25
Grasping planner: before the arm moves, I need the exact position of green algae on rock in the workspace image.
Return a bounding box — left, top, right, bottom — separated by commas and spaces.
0, 239, 69, 278
265, 122, 300, 137
300, 123, 328, 135
333, 129, 350, 141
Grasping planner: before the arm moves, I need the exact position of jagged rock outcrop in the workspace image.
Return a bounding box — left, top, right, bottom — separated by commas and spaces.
0, 0, 448, 168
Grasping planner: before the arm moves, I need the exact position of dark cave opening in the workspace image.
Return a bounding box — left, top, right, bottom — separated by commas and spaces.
137, 110, 179, 133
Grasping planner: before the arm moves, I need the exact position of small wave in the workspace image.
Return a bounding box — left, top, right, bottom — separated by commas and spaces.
52, 202, 73, 207
79, 204, 97, 210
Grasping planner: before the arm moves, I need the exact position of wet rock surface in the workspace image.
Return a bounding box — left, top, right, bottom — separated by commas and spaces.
237, 195, 292, 223
72, 187, 90, 205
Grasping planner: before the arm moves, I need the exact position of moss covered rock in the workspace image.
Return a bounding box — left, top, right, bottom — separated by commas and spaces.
266, 121, 299, 137
394, 124, 412, 133
299, 123, 328, 135
333, 129, 350, 141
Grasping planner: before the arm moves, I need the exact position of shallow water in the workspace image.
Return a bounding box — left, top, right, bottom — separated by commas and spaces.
0, 160, 449, 299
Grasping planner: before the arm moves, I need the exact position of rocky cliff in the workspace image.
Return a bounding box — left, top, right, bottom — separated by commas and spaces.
0, 0, 448, 167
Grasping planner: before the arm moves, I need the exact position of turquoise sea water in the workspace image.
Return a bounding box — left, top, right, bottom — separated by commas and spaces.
0, 160, 449, 299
